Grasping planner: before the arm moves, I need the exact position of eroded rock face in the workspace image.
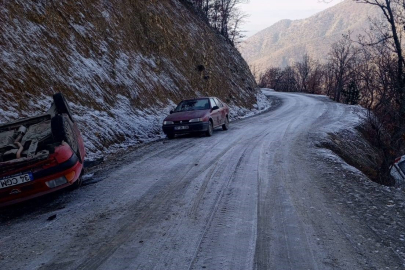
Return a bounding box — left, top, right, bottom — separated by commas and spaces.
0, 0, 257, 156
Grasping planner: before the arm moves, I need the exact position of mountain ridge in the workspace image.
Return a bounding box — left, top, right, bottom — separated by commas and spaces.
239, 0, 379, 76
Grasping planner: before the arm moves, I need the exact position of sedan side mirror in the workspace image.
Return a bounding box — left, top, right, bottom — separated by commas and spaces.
212, 106, 219, 111
170, 108, 175, 114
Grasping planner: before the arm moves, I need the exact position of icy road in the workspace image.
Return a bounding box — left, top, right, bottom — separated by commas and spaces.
1, 91, 405, 270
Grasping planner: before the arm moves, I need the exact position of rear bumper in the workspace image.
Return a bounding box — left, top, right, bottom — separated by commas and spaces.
162, 122, 209, 135
0, 153, 83, 207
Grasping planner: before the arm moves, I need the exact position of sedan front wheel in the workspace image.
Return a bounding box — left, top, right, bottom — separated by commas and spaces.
206, 121, 213, 137
222, 117, 229, 131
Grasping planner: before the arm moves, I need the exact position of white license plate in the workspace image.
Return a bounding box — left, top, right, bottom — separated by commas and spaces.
175, 126, 189, 130
0, 173, 33, 189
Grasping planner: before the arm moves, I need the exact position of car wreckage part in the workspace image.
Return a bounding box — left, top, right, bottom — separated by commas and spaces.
53, 93, 74, 122
0, 92, 86, 206
0, 114, 77, 163
14, 126, 27, 159
0, 115, 54, 163
45, 176, 68, 188
51, 114, 80, 161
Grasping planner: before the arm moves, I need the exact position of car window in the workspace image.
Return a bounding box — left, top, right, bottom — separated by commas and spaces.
210, 98, 218, 108
175, 99, 210, 112
214, 98, 223, 108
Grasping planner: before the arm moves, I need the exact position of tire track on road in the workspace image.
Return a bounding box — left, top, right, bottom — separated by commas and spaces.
43, 134, 245, 270
188, 127, 276, 270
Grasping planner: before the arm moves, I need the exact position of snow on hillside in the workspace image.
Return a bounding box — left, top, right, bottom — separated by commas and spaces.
0, 0, 261, 160
71, 89, 271, 160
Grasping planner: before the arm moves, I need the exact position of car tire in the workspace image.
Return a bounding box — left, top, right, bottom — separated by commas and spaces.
167, 133, 175, 139
53, 93, 74, 122
71, 175, 83, 189
51, 114, 81, 162
206, 121, 213, 137
222, 116, 229, 131
70, 169, 84, 189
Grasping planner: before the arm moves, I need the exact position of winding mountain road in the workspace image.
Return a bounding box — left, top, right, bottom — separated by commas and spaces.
1, 91, 404, 270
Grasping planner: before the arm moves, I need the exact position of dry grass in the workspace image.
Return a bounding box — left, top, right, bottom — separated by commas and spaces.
0, 0, 257, 153
319, 124, 388, 185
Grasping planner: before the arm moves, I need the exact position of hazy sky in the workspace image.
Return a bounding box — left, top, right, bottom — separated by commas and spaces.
239, 0, 342, 38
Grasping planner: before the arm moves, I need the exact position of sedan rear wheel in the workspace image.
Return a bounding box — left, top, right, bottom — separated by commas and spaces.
222, 117, 229, 131
206, 121, 213, 137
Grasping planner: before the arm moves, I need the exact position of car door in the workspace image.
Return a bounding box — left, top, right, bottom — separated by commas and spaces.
209, 98, 220, 127
214, 98, 226, 124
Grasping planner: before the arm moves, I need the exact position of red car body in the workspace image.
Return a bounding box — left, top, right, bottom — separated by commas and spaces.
162, 97, 230, 139
0, 93, 85, 207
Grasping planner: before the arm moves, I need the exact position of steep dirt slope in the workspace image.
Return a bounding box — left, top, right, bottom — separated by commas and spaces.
0, 0, 258, 157
239, 0, 378, 76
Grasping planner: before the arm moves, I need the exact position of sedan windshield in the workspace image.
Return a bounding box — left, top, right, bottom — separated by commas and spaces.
175, 99, 210, 112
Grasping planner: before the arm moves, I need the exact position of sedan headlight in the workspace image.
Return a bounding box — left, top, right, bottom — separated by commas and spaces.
189, 118, 202, 123
163, 121, 174, 125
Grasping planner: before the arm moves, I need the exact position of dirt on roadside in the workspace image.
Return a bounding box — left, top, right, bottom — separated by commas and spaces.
308, 119, 405, 267
316, 117, 401, 188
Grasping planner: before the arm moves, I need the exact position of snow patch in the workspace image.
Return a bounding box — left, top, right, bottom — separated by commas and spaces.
229, 89, 272, 120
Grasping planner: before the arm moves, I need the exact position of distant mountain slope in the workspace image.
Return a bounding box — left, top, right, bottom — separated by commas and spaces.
239, 0, 378, 76
0, 0, 261, 158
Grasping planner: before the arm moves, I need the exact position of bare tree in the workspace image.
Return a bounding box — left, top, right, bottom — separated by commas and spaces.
353, 0, 405, 184
327, 37, 358, 102
188, 0, 249, 45
259, 55, 322, 93
258, 67, 283, 89
307, 62, 324, 94
295, 54, 315, 92
321, 63, 336, 97
321, 0, 405, 184
354, 0, 404, 84
279, 66, 298, 92
228, 9, 249, 44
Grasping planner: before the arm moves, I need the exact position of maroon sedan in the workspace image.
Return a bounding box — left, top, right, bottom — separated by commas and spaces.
162, 97, 230, 139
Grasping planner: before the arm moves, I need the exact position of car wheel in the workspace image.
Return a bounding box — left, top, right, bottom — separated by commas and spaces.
51, 114, 81, 162
206, 121, 213, 137
70, 169, 84, 189
71, 175, 83, 189
222, 116, 229, 131
167, 133, 175, 139
53, 93, 74, 122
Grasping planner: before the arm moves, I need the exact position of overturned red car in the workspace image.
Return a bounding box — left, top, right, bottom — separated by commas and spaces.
0, 93, 85, 207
